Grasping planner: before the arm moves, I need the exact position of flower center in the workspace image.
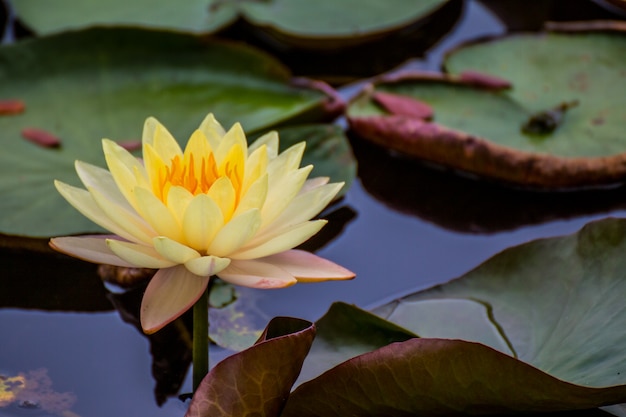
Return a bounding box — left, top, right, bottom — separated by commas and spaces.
153, 145, 244, 204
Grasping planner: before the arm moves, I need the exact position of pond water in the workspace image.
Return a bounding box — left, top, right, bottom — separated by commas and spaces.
3, 1, 626, 416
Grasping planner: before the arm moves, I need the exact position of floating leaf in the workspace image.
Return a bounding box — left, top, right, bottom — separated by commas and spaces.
186, 317, 315, 417
283, 218, 626, 415
348, 25, 626, 188
0, 27, 337, 238
12, 0, 238, 34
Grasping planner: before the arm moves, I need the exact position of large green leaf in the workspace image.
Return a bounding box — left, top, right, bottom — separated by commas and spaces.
12, 0, 238, 34
377, 217, 626, 388
348, 26, 626, 188
283, 218, 626, 415
0, 27, 339, 238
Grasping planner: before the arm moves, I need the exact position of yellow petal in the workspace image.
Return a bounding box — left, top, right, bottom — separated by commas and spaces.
255, 182, 342, 242
134, 187, 184, 242
182, 194, 224, 251
153, 236, 200, 264
50, 236, 135, 267
232, 219, 326, 260
266, 141, 305, 179
184, 255, 231, 276
261, 165, 312, 228
183, 130, 213, 174
198, 113, 226, 149
217, 259, 296, 288
89, 185, 155, 244
166, 185, 194, 224
215, 123, 247, 164
141, 266, 209, 334
207, 176, 236, 222
55, 180, 141, 243
102, 139, 146, 210
207, 208, 261, 257
143, 117, 182, 160
233, 173, 268, 217
248, 130, 278, 158
299, 176, 330, 194
242, 144, 268, 194
75, 161, 130, 210
107, 239, 176, 268
258, 250, 355, 281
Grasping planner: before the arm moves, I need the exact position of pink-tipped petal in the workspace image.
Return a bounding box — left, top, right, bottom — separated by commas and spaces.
217, 259, 297, 289
50, 236, 135, 267
141, 266, 209, 334
259, 249, 355, 282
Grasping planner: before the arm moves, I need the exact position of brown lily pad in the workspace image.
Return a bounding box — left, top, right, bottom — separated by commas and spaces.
347, 23, 626, 189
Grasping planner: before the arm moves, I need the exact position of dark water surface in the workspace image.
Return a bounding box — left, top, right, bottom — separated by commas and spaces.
3, 1, 626, 416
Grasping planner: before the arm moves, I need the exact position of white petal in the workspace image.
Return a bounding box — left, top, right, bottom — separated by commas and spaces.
141, 266, 209, 334
300, 177, 330, 194
153, 236, 200, 264
50, 236, 135, 267
107, 239, 176, 269
184, 255, 231, 276
55, 180, 142, 243
232, 219, 326, 260
207, 209, 261, 257
259, 250, 355, 281
217, 259, 296, 288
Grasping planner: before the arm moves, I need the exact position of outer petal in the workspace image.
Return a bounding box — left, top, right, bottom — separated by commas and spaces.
54, 180, 142, 244
259, 250, 355, 281
256, 182, 342, 241
266, 142, 305, 179
217, 259, 297, 288
232, 219, 326, 260
49, 236, 135, 267
89, 185, 155, 244
75, 161, 132, 211
107, 239, 176, 269
153, 236, 200, 264
141, 266, 209, 334
184, 255, 231, 276
102, 139, 146, 210
261, 165, 313, 228
248, 130, 278, 158
299, 176, 330, 194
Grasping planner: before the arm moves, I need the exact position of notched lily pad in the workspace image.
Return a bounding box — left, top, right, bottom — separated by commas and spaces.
0, 27, 343, 239
348, 23, 626, 189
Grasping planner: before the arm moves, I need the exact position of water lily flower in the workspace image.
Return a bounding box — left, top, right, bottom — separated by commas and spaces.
50, 114, 355, 333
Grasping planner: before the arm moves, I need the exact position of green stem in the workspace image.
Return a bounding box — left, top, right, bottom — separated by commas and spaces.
192, 279, 211, 392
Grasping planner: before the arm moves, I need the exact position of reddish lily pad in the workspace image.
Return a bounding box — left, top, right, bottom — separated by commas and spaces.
0, 27, 347, 239
348, 24, 626, 188
186, 316, 315, 417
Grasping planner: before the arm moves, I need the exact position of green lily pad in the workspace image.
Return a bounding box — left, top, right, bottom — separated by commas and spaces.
282, 217, 626, 415
348, 25, 626, 188
236, 0, 450, 48
377, 216, 626, 388
0, 27, 345, 239
12, 0, 238, 34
